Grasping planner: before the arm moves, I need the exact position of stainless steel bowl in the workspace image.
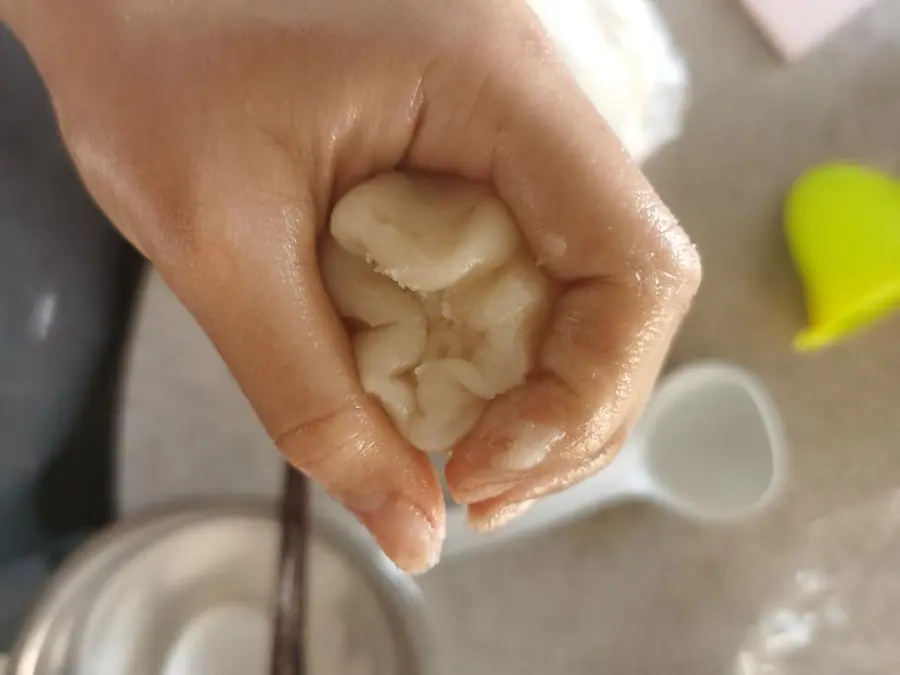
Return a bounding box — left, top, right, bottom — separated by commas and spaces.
6, 501, 434, 675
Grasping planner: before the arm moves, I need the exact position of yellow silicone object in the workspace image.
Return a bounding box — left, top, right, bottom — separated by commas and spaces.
786, 163, 900, 351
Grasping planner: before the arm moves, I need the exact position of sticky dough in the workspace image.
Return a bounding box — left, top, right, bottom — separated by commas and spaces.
322, 173, 551, 453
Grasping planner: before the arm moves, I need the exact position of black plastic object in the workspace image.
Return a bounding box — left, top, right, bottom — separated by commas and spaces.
0, 25, 145, 647
272, 468, 310, 675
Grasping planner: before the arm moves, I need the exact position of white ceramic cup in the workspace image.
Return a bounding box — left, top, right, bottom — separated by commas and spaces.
440, 361, 787, 556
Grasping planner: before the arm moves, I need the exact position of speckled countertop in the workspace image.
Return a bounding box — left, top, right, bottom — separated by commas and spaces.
118, 1, 900, 673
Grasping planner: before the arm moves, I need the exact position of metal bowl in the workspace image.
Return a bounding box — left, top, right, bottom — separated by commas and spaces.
6, 501, 434, 675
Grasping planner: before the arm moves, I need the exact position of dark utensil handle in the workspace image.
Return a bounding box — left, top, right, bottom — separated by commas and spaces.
271, 466, 309, 675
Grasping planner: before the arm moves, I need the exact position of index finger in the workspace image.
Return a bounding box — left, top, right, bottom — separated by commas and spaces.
136, 166, 447, 574
406, 4, 700, 510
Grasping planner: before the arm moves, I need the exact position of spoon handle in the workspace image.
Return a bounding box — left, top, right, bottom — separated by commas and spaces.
271, 466, 309, 675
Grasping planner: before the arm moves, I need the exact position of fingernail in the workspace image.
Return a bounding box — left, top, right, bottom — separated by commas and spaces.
451, 477, 519, 505
490, 423, 564, 472
453, 424, 564, 504
350, 496, 444, 575
467, 499, 536, 534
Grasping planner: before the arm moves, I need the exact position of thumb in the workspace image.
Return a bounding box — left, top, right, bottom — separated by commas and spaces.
149, 187, 446, 574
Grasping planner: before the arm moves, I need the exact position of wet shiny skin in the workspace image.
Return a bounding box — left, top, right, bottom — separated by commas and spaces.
1, 0, 701, 573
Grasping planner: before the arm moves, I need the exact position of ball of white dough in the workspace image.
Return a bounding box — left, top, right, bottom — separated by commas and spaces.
322, 173, 551, 452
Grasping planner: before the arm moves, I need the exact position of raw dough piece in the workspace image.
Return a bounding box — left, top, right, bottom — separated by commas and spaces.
322, 173, 551, 452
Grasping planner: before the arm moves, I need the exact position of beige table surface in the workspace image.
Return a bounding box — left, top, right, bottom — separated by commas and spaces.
119, 0, 900, 672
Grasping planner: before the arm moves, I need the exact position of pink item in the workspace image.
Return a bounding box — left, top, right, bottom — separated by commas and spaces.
741, 0, 876, 61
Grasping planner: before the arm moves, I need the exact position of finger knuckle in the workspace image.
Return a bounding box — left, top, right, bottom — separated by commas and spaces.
634, 212, 702, 309
677, 244, 703, 295
659, 244, 703, 312
662, 226, 703, 295
274, 396, 371, 482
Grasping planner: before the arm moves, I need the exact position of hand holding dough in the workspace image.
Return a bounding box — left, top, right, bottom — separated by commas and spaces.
20, 0, 701, 573
323, 173, 551, 453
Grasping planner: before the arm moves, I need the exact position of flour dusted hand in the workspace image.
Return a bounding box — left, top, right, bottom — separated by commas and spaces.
322, 173, 551, 453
